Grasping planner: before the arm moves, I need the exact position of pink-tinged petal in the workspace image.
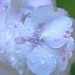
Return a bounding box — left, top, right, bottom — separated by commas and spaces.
57, 50, 68, 72
26, 44, 57, 75
41, 16, 73, 48
14, 37, 26, 44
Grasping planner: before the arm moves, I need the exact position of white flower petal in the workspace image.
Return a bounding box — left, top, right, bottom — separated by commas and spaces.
66, 37, 74, 52
30, 5, 68, 24
0, 5, 6, 30
41, 16, 73, 48
26, 44, 57, 75
15, 41, 33, 57
24, 17, 39, 38
27, 0, 51, 8
0, 0, 11, 7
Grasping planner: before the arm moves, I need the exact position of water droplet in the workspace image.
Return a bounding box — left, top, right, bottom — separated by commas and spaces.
9, 56, 15, 62
42, 54, 44, 56
16, 50, 21, 54
34, 50, 37, 52
17, 54, 21, 57
18, 69, 24, 75
48, 54, 53, 57
35, 40, 38, 43
68, 52, 72, 58
40, 59, 45, 64
19, 62, 22, 65
11, 61, 16, 68
52, 59, 56, 64
19, 62, 24, 67
21, 28, 23, 31
0, 49, 4, 53
37, 54, 39, 57
38, 29, 41, 32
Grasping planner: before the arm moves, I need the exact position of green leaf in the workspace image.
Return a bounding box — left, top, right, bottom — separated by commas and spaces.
57, 0, 75, 18
70, 62, 75, 75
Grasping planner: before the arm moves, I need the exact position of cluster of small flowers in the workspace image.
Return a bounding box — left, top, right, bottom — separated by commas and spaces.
0, 0, 74, 75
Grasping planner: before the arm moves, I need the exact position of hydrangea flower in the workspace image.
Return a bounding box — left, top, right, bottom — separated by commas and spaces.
0, 0, 74, 75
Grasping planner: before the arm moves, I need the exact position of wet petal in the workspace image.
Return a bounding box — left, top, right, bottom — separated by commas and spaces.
15, 41, 33, 57
30, 5, 68, 24
26, 44, 57, 75
0, 0, 11, 7
24, 17, 39, 38
66, 37, 74, 52
41, 16, 73, 48
57, 50, 68, 72
0, 5, 6, 30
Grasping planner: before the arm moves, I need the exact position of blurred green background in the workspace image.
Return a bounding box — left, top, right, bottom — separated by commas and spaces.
70, 63, 75, 75
57, 0, 75, 75
57, 0, 75, 18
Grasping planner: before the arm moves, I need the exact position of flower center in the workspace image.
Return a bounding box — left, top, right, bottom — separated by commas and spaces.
28, 33, 44, 45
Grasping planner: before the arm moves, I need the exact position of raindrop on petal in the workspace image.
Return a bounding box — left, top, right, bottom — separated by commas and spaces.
40, 59, 45, 64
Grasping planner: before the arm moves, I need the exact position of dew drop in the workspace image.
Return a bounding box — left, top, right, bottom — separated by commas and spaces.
19, 62, 24, 67
40, 59, 45, 64
19, 62, 22, 65
0, 49, 4, 53
9, 56, 15, 62
37, 54, 39, 57
52, 59, 56, 65
38, 29, 41, 32
68, 52, 72, 58
16, 50, 21, 54
42, 53, 45, 56
18, 69, 24, 75
17, 54, 21, 57
11, 61, 16, 68
48, 54, 53, 57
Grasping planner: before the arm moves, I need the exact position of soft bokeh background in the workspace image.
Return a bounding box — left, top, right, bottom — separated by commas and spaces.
57, 0, 75, 75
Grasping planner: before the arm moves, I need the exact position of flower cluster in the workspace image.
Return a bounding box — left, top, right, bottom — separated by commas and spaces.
0, 0, 74, 75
